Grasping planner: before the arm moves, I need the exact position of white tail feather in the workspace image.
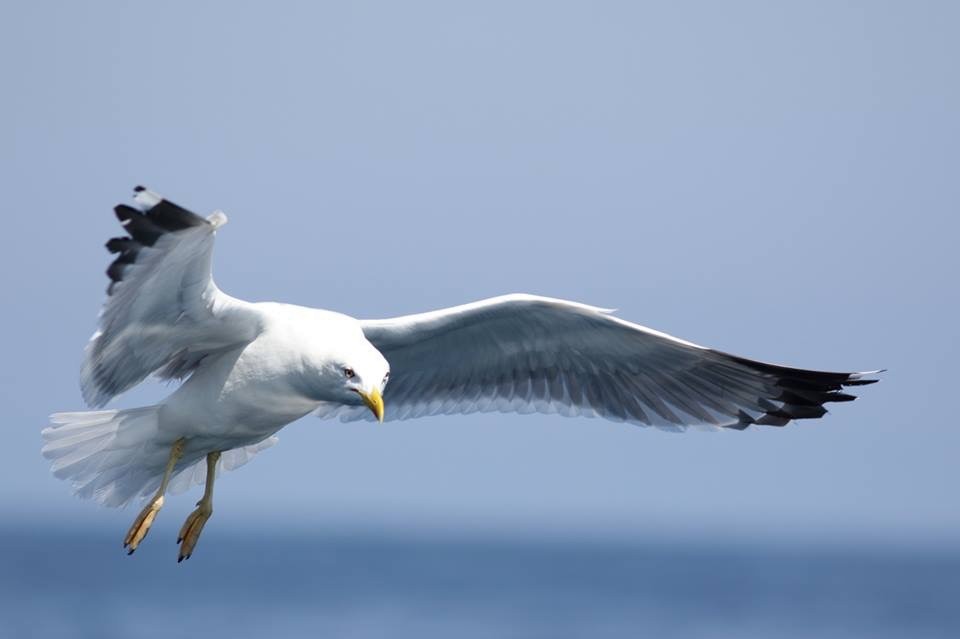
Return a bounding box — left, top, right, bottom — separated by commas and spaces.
42, 408, 278, 508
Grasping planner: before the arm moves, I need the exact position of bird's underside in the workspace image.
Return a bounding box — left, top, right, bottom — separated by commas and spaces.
41, 187, 881, 562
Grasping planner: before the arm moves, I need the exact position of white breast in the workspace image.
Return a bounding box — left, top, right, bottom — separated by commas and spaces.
159, 332, 320, 447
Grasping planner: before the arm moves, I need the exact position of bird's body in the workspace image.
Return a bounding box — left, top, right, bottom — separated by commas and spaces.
53, 300, 387, 508
43, 187, 880, 561
161, 303, 368, 449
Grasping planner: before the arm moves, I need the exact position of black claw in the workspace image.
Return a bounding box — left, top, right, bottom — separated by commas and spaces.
127, 548, 135, 556
176, 537, 182, 543
177, 555, 184, 563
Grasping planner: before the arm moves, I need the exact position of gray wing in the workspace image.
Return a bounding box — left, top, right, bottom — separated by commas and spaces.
327, 294, 879, 430
80, 187, 262, 407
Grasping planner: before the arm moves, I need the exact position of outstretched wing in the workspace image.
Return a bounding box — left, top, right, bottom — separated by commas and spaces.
331, 294, 879, 430
80, 187, 262, 407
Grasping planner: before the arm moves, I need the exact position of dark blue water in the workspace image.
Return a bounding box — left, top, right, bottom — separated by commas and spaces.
2, 528, 957, 639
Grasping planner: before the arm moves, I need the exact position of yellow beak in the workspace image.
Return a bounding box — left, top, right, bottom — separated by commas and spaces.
358, 388, 385, 423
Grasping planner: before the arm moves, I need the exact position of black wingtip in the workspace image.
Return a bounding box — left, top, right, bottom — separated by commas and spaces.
714, 353, 882, 430
827, 392, 857, 403
102, 189, 210, 295
844, 370, 884, 386
113, 203, 137, 222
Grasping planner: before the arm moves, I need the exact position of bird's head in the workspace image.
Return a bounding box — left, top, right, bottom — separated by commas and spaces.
296, 315, 390, 422
333, 352, 390, 423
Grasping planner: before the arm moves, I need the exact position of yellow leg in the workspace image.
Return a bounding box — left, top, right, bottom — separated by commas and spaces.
123, 437, 186, 555
177, 450, 220, 562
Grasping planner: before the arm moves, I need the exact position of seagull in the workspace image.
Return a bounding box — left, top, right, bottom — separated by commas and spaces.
42, 187, 880, 562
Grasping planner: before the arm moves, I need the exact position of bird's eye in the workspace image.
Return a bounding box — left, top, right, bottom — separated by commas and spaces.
383, 372, 390, 385
343, 368, 355, 379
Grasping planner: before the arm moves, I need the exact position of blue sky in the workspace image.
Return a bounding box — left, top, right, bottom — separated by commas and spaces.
1, 1, 957, 546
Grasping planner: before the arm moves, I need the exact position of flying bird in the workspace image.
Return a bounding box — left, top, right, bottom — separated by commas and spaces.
42, 187, 880, 561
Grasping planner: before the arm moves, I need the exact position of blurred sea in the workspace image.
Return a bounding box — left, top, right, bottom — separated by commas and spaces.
1, 527, 957, 639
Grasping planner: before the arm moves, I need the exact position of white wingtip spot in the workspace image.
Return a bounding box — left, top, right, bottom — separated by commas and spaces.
132, 187, 163, 211
208, 210, 228, 228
